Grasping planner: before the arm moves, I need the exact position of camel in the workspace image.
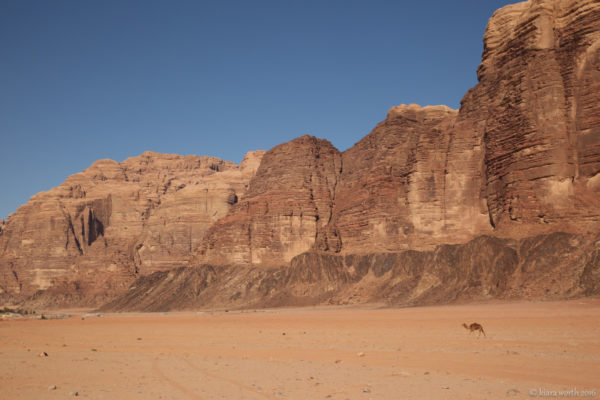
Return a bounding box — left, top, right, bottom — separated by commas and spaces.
462, 322, 486, 337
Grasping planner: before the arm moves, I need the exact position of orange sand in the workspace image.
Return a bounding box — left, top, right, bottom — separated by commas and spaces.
1, 300, 599, 399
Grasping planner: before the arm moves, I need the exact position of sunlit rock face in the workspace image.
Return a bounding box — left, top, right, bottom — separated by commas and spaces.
213, 0, 600, 262
318, 104, 494, 254
198, 135, 342, 267
0, 151, 264, 305
471, 0, 600, 234
2, 0, 600, 309
319, 0, 600, 253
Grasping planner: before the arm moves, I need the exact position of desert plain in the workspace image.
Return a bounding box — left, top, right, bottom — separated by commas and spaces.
1, 300, 599, 399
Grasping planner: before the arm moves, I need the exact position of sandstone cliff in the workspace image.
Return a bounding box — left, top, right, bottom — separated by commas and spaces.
101, 231, 600, 312
469, 0, 600, 234
0, 151, 264, 305
198, 135, 341, 267
196, 0, 600, 261
2, 0, 600, 310
317, 0, 600, 253
320, 104, 493, 253
104, 0, 599, 311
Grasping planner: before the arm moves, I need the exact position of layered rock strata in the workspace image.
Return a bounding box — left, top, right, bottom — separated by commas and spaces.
319, 104, 493, 253
0, 151, 264, 304
101, 231, 600, 312
471, 0, 600, 233
2, 0, 600, 309
198, 135, 341, 267
198, 0, 600, 260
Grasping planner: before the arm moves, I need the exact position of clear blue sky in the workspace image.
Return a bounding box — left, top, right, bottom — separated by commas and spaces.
0, 0, 515, 219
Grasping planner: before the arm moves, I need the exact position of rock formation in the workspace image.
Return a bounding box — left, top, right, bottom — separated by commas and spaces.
320, 104, 493, 253
100, 231, 600, 312
194, 0, 600, 263
469, 0, 600, 233
0, 151, 264, 305
318, 0, 600, 253
198, 135, 341, 267
1, 0, 599, 310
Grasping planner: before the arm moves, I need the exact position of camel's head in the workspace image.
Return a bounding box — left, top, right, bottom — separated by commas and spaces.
462, 323, 468, 329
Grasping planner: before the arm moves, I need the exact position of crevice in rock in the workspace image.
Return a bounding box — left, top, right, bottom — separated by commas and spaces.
67, 215, 83, 255
11, 267, 19, 286
87, 209, 105, 246
80, 215, 86, 245
247, 223, 253, 263
162, 178, 173, 194
133, 243, 143, 275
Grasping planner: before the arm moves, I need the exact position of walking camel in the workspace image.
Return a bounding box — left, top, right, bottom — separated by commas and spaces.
462, 322, 486, 337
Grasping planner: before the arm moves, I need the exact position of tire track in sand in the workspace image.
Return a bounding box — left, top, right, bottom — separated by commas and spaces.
152, 358, 205, 400
180, 356, 278, 400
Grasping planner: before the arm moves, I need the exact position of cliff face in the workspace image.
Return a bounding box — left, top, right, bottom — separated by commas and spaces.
320, 104, 493, 253
117, 0, 598, 310
320, 0, 600, 254
101, 231, 600, 312
198, 135, 342, 267
2, 0, 600, 309
0, 151, 264, 305
471, 0, 600, 232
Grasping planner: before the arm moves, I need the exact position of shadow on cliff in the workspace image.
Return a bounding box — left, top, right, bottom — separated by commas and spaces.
95, 231, 600, 312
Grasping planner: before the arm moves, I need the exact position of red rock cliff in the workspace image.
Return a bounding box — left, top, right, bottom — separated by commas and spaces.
0, 151, 264, 304
198, 135, 341, 267
318, 0, 600, 254
472, 0, 600, 233
1, 0, 599, 308
320, 104, 494, 253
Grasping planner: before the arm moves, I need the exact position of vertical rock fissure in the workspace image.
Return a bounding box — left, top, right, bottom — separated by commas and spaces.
68, 216, 83, 255
87, 209, 104, 246
441, 131, 452, 225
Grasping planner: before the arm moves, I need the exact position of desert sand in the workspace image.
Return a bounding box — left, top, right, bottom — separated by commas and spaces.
1, 300, 599, 399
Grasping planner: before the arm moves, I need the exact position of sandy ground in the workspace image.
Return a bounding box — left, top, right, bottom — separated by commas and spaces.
1, 300, 599, 400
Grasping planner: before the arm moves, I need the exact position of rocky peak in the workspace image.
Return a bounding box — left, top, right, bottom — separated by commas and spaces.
240, 150, 267, 173
320, 102, 467, 253
245, 135, 340, 196
198, 135, 342, 267
387, 103, 457, 121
